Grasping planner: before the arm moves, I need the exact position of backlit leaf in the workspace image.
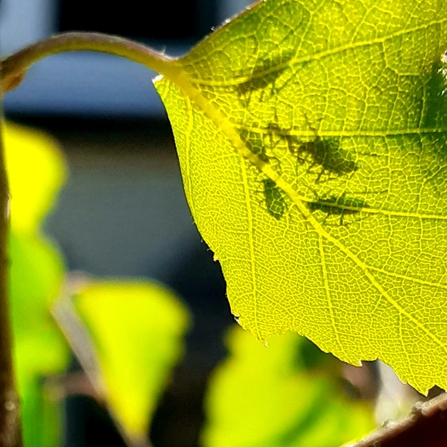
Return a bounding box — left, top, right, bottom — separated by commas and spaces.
73, 280, 190, 443
3, 121, 67, 235
154, 0, 447, 392
10, 232, 68, 447
5, 121, 69, 447
202, 327, 374, 447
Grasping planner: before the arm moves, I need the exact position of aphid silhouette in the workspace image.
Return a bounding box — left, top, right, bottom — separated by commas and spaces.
238, 128, 270, 163
306, 191, 369, 225
262, 179, 287, 220
265, 118, 359, 182
295, 119, 358, 181
265, 122, 302, 160
236, 51, 295, 105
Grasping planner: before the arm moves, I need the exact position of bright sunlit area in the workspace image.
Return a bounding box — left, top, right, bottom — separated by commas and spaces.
0, 1, 438, 447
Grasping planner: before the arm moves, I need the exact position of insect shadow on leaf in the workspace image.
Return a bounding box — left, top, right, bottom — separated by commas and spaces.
266, 118, 359, 182
236, 51, 295, 106
238, 126, 283, 173
265, 122, 303, 166
261, 179, 288, 220
302, 118, 359, 182
238, 128, 271, 163
306, 191, 370, 226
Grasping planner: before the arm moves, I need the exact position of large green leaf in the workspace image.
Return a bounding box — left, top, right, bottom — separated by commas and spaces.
202, 327, 374, 447
154, 0, 447, 393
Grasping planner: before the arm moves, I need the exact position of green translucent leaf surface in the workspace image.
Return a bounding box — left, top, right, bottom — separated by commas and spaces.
155, 0, 447, 392
202, 327, 374, 447
10, 233, 68, 447
74, 280, 190, 442
5, 121, 69, 447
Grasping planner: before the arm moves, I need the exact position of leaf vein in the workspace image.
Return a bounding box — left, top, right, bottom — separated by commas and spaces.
318, 233, 346, 358
184, 98, 196, 217
367, 264, 447, 290
240, 156, 261, 339
187, 19, 447, 87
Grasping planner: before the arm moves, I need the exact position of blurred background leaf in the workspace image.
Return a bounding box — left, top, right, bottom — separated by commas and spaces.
70, 279, 190, 445
4, 120, 70, 447
3, 119, 194, 447
202, 327, 375, 447
4, 121, 67, 236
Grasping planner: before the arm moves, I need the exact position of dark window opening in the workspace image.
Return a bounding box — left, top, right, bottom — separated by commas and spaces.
56, 0, 218, 42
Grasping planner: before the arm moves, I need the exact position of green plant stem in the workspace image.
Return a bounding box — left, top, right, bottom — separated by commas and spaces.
0, 121, 21, 446
0, 32, 178, 92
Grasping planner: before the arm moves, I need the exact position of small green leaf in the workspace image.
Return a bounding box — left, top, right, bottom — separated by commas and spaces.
154, 0, 447, 392
4, 121, 67, 235
73, 280, 190, 443
201, 327, 374, 447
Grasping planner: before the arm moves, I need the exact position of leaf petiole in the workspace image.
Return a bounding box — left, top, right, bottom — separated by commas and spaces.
1, 32, 176, 92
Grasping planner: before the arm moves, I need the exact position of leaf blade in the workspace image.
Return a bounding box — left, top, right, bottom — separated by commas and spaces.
155, 0, 447, 392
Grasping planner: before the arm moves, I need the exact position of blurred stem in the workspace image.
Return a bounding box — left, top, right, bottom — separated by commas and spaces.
351, 392, 447, 447
0, 120, 21, 446
0, 32, 179, 93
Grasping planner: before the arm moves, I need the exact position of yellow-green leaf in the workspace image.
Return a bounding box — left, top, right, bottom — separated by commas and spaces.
3, 121, 67, 235
73, 280, 190, 443
5, 120, 69, 447
10, 232, 68, 447
202, 327, 374, 447
154, 0, 447, 392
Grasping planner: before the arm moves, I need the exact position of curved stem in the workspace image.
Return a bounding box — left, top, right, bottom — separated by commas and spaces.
1, 32, 179, 92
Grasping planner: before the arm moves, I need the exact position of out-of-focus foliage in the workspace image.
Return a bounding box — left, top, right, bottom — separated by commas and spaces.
73, 280, 190, 444
10, 233, 67, 447
4, 122, 66, 235
3, 121, 191, 447
4, 121, 69, 447
202, 327, 375, 447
